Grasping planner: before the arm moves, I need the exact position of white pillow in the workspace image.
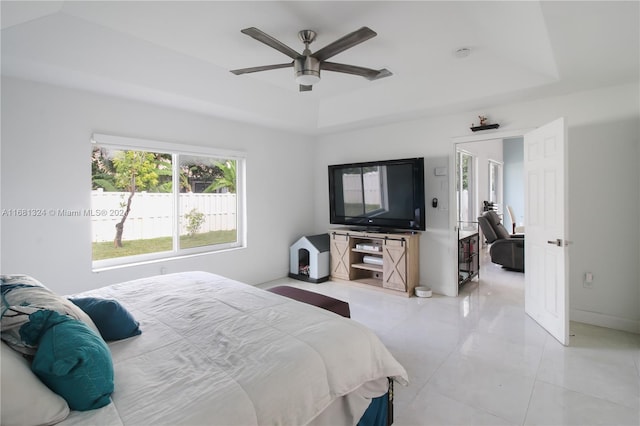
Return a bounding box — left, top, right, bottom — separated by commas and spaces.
1, 342, 70, 426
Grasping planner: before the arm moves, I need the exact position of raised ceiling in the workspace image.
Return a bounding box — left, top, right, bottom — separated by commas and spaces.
1, 1, 638, 134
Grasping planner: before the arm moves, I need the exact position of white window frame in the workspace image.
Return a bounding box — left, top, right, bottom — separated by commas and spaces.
363, 165, 389, 216
456, 149, 475, 230
91, 133, 246, 271
488, 159, 503, 213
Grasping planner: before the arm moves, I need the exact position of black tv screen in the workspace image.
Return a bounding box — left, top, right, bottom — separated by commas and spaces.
328, 157, 425, 231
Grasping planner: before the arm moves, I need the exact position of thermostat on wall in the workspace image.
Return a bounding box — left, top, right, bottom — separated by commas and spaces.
434, 167, 447, 176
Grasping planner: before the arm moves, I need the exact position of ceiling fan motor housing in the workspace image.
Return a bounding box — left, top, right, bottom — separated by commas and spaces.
294, 55, 320, 85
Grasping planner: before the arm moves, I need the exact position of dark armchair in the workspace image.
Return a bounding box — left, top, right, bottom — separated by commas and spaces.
477, 211, 525, 272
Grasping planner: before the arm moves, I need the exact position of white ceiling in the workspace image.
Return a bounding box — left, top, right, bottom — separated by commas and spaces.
1, 1, 638, 134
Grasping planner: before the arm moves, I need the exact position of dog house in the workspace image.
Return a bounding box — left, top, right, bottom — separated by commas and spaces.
289, 233, 330, 283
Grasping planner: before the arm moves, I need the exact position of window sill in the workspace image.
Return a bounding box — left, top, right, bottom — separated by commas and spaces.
92, 245, 246, 273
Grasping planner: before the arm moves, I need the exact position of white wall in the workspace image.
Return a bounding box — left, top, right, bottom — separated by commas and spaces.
314, 82, 640, 333
503, 137, 525, 232
313, 118, 460, 294
2, 76, 638, 333
568, 119, 640, 332
1, 77, 316, 295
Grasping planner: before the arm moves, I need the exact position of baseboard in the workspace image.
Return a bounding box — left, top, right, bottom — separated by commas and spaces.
571, 308, 640, 334
287, 273, 329, 284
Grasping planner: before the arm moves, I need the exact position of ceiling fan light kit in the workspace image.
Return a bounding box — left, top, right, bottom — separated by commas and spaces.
231, 26, 392, 92
294, 56, 320, 85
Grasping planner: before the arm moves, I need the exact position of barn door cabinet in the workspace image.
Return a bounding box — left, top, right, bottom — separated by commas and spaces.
329, 229, 420, 296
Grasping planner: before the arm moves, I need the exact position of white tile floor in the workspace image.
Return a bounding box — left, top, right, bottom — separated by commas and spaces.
261, 251, 640, 426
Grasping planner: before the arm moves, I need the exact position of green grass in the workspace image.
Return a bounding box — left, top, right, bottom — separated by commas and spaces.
92, 230, 237, 261
180, 230, 237, 249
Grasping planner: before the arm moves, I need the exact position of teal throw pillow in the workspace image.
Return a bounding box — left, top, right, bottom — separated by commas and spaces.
69, 297, 141, 341
21, 309, 114, 411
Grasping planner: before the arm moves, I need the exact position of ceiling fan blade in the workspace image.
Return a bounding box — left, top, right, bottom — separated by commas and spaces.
299, 84, 313, 92
230, 62, 293, 75
322, 62, 392, 81
241, 27, 301, 60
312, 27, 377, 62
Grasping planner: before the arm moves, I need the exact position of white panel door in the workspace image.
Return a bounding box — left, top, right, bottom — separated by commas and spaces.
524, 117, 569, 346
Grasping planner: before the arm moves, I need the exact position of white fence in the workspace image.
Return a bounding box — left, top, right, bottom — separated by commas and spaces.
91, 191, 236, 243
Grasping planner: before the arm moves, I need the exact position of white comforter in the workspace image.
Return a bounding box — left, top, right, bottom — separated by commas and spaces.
60, 271, 408, 425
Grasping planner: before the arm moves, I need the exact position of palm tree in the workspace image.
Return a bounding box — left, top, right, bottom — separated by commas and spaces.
91, 147, 118, 191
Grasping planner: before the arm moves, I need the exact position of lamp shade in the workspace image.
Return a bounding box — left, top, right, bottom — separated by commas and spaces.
295, 56, 320, 86
295, 72, 320, 86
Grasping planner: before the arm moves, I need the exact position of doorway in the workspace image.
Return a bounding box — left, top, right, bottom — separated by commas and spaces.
449, 120, 570, 346
455, 136, 522, 288
449, 128, 529, 298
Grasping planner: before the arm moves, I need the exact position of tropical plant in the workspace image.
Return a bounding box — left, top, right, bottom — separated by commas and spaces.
184, 208, 206, 236
91, 147, 118, 191
204, 160, 236, 193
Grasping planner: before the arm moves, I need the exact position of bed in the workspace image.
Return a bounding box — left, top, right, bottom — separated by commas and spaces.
1, 271, 408, 426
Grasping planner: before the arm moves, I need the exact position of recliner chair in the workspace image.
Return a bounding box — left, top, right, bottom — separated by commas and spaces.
477, 211, 524, 272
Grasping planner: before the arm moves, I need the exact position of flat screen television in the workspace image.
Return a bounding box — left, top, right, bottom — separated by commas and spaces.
328, 157, 426, 232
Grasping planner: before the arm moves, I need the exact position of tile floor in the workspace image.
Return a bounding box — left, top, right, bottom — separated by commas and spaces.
261, 251, 640, 426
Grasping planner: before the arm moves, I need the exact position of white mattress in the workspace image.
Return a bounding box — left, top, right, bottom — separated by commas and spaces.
59, 271, 408, 425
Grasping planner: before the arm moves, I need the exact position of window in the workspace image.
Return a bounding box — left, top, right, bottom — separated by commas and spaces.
488, 160, 503, 210
341, 166, 388, 216
90, 134, 245, 269
456, 149, 475, 230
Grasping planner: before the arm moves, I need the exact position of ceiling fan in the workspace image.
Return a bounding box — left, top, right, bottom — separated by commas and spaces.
230, 26, 392, 92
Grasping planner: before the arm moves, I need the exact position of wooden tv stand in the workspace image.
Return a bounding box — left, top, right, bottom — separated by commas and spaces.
329, 229, 420, 296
